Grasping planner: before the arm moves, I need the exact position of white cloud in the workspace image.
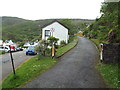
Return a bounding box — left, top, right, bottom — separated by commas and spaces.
0, 0, 104, 20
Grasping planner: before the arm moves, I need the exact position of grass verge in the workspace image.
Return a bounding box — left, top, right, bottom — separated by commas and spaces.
90, 38, 120, 89
91, 39, 100, 46
2, 56, 57, 89
0, 51, 5, 55
56, 37, 78, 56
2, 36, 78, 89
96, 62, 120, 89
91, 39, 108, 46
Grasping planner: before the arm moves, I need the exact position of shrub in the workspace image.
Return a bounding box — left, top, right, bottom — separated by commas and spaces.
60, 40, 67, 47
45, 48, 51, 56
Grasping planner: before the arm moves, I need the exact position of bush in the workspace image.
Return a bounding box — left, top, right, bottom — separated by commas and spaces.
69, 36, 75, 43
18, 42, 25, 48
45, 48, 51, 56
55, 45, 59, 49
60, 40, 67, 47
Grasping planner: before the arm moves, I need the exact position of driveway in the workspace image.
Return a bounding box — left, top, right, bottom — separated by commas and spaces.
23, 37, 106, 88
0, 50, 34, 81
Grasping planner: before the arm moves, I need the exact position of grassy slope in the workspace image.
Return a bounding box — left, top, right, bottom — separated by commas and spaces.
0, 51, 5, 55
2, 17, 53, 42
91, 38, 120, 89
2, 37, 78, 89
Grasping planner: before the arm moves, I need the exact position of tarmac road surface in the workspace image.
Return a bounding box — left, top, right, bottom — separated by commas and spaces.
23, 37, 107, 88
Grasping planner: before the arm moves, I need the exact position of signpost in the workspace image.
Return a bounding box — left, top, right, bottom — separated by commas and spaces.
50, 28, 55, 36
9, 45, 16, 75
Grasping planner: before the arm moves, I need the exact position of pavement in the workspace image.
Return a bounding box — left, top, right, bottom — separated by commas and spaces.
0, 50, 34, 81
23, 37, 107, 88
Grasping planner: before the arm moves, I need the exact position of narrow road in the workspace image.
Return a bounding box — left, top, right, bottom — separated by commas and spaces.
24, 37, 106, 88
0, 50, 33, 81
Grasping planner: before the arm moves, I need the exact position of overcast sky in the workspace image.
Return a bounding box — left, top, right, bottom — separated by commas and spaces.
1, 0, 105, 20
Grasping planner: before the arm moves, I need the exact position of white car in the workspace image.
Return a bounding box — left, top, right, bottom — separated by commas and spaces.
0, 46, 5, 51
4, 46, 10, 52
0, 46, 10, 52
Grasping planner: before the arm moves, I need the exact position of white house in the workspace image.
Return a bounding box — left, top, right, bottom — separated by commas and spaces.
41, 20, 69, 45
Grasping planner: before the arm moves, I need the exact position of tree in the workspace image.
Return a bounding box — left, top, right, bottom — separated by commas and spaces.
47, 36, 59, 46
47, 36, 59, 57
85, 2, 119, 43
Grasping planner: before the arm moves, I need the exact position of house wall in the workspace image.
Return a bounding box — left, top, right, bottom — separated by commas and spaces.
42, 22, 69, 45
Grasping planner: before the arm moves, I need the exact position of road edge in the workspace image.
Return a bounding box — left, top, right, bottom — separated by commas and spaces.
56, 38, 79, 58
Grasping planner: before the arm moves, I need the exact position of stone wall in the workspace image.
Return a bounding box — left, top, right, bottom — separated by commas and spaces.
102, 43, 120, 63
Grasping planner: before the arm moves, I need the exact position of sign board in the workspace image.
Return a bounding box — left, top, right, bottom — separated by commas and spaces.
50, 28, 55, 32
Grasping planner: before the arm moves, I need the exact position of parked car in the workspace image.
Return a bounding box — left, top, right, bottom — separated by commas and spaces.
26, 46, 37, 55
0, 46, 10, 52
0, 46, 5, 51
16, 47, 23, 51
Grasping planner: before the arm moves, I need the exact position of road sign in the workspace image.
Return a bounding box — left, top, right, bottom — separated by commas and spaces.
50, 28, 55, 32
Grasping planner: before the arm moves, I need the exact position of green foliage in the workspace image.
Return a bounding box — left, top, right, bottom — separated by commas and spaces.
2, 16, 27, 26
18, 42, 25, 47
2, 17, 53, 42
0, 50, 5, 55
91, 39, 100, 46
56, 37, 78, 56
69, 36, 76, 43
60, 19, 93, 35
45, 48, 51, 56
47, 36, 59, 46
85, 2, 119, 43
96, 62, 120, 88
37, 40, 49, 56
2, 20, 41, 42
60, 40, 67, 47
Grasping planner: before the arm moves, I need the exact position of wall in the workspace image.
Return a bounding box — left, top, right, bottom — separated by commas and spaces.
101, 43, 120, 63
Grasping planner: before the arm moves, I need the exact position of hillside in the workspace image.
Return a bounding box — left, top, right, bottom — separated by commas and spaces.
2, 16, 28, 26
2, 16, 94, 42
2, 20, 38, 42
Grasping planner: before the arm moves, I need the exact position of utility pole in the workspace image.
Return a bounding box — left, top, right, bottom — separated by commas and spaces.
9, 45, 16, 75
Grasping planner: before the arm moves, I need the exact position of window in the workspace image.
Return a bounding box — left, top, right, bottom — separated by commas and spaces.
45, 30, 51, 37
